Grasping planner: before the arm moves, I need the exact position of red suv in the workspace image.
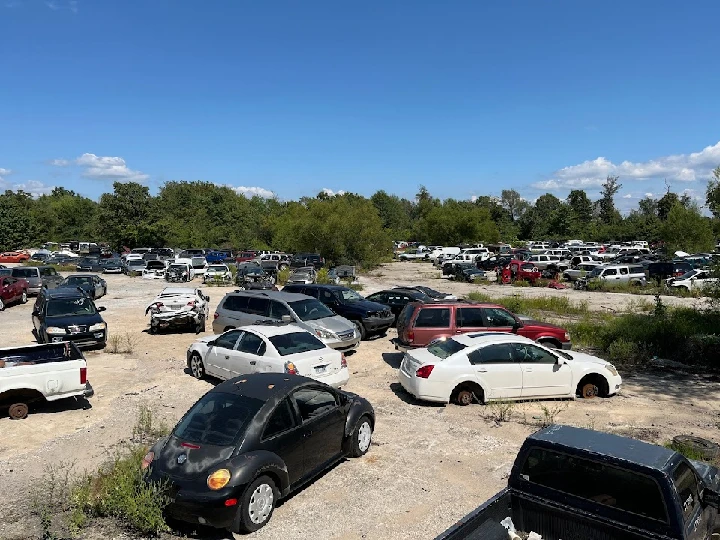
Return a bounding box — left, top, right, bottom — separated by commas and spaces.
394, 302, 571, 351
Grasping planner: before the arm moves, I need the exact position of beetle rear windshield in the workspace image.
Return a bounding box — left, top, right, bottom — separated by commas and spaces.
173, 392, 263, 446
427, 339, 467, 359
270, 332, 325, 356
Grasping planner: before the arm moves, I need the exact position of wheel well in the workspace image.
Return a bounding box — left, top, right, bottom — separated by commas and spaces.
0, 389, 45, 407
450, 381, 484, 404
576, 374, 609, 397
538, 337, 562, 348
223, 326, 235, 332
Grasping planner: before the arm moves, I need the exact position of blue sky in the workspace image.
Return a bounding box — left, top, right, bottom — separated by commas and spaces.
2, 0, 720, 211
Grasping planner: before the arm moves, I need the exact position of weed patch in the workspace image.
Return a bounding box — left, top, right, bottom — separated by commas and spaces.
484, 400, 515, 423
466, 292, 589, 317
107, 332, 137, 354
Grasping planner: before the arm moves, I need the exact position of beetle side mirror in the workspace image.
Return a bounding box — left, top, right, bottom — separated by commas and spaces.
703, 487, 720, 509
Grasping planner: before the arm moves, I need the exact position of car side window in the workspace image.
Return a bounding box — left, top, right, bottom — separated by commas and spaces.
603, 268, 617, 276
467, 344, 514, 364
215, 330, 243, 350
223, 295, 249, 312
370, 292, 388, 303
262, 399, 297, 440
457, 307, 485, 328
269, 301, 292, 320
414, 308, 450, 328
482, 308, 516, 327
619, 267, 628, 275
293, 388, 338, 421
512, 343, 557, 364
321, 290, 335, 303
247, 297, 269, 317
672, 462, 700, 521
237, 332, 266, 355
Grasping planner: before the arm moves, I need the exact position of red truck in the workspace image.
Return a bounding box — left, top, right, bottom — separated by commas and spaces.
0, 276, 29, 310
395, 301, 571, 351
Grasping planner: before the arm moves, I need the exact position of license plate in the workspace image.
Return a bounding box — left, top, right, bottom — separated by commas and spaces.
314, 365, 327, 374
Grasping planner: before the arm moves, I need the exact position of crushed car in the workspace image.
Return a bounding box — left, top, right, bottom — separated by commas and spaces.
165, 262, 194, 282
286, 266, 317, 285
203, 263, 233, 284
145, 287, 210, 334
142, 259, 168, 280
235, 262, 276, 290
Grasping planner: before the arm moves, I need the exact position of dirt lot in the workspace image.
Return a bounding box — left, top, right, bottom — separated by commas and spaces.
0, 262, 718, 540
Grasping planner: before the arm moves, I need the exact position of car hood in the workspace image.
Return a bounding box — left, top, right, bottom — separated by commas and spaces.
46, 312, 104, 328
303, 315, 354, 332
345, 299, 389, 313
523, 319, 565, 332
59, 283, 94, 291
562, 350, 612, 367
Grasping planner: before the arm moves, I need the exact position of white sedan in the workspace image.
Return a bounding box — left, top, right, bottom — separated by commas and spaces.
186, 324, 350, 387
667, 269, 718, 292
202, 264, 232, 284
398, 333, 621, 405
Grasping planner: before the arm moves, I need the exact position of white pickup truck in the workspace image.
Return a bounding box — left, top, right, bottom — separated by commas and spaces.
0, 342, 93, 419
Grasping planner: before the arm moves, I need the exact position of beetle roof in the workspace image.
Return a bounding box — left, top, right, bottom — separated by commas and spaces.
213, 373, 319, 401
529, 425, 676, 471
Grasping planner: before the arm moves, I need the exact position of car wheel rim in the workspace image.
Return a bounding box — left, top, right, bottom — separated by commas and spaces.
0, 299, 4, 310
22, 292, 27, 303
358, 421, 372, 452
459, 391, 472, 405
191, 357, 203, 378
583, 384, 598, 398
248, 483, 273, 524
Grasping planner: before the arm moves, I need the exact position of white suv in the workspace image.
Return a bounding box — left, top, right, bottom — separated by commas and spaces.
398, 333, 621, 405
186, 324, 350, 387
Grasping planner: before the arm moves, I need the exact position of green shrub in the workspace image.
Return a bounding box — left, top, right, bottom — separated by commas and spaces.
276, 268, 290, 286
606, 339, 644, 366
316, 268, 332, 284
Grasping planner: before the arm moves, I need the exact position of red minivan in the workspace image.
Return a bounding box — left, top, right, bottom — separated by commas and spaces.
395, 302, 571, 351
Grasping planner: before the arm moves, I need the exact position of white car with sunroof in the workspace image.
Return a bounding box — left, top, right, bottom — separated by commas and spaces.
186, 324, 350, 388
398, 333, 621, 406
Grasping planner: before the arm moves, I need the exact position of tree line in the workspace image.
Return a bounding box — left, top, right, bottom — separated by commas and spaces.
1, 168, 719, 266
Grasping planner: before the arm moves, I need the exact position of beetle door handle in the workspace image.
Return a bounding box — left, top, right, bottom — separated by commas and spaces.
250, 361, 256, 365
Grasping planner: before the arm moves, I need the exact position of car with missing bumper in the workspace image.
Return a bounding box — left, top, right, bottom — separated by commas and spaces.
0, 275, 29, 311
145, 287, 210, 334
203, 264, 233, 284
187, 324, 350, 387
31, 288, 107, 348
398, 333, 620, 406
142, 373, 374, 533
142, 259, 168, 280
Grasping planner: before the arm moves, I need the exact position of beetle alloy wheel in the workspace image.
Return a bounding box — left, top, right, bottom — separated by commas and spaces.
357, 421, 372, 452
248, 483, 274, 524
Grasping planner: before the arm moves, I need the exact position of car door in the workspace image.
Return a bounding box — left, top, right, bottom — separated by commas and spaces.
510, 342, 572, 397
412, 306, 452, 344
466, 344, 522, 399
259, 398, 305, 486
480, 307, 518, 334
204, 329, 243, 378
290, 387, 345, 476
228, 331, 267, 377
455, 306, 487, 335
601, 268, 620, 282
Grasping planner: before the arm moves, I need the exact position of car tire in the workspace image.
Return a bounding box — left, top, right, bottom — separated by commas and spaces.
234, 475, 278, 533
189, 353, 205, 379
455, 389, 475, 406
672, 435, 720, 461
194, 315, 205, 334
0, 298, 5, 311
353, 320, 367, 340
350, 415, 373, 457
20, 291, 28, 304
580, 382, 599, 399
8, 402, 29, 420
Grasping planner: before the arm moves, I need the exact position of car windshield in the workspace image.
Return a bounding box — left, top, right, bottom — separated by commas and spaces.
589, 267, 604, 277
678, 270, 700, 280
427, 338, 467, 359
103, 259, 121, 265
79, 258, 97, 264
289, 299, 335, 321
338, 288, 364, 301
129, 260, 145, 266
46, 296, 97, 317
65, 277, 92, 286
208, 265, 228, 272
269, 332, 325, 356
0, 269, 11, 276
12, 268, 35, 278
173, 392, 263, 446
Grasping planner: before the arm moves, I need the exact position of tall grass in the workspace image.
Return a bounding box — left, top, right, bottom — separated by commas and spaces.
466, 291, 589, 316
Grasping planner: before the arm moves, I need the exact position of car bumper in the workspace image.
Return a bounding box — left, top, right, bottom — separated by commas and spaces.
47, 331, 106, 348
397, 366, 448, 403
363, 316, 395, 333
561, 341, 572, 350
608, 374, 623, 396
28, 285, 42, 295
83, 382, 94, 398
103, 268, 123, 273
163, 490, 239, 530
316, 367, 350, 388
393, 338, 418, 353
324, 335, 360, 352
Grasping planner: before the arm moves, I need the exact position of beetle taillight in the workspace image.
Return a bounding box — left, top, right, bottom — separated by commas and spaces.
416, 365, 434, 378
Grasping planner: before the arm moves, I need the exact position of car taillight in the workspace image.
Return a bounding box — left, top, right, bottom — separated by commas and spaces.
141, 451, 154, 470
408, 331, 414, 342
285, 361, 298, 375
187, 301, 196, 306
155, 302, 164, 308
80, 367, 87, 385
674, 271, 683, 277
213, 312, 219, 320
340, 353, 347, 368
416, 365, 434, 378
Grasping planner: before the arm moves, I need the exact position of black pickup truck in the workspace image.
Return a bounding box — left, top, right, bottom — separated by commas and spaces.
437, 425, 720, 540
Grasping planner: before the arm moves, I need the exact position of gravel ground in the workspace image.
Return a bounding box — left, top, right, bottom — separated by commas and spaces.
0, 262, 718, 540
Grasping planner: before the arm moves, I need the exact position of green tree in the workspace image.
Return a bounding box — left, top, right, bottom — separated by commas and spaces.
96, 182, 161, 250
659, 202, 715, 254
370, 190, 413, 238
500, 189, 530, 221
566, 189, 593, 225
707, 166, 720, 219
598, 175, 622, 225
0, 190, 35, 250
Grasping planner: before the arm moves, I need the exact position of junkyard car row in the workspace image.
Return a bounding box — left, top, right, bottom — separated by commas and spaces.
2, 240, 719, 538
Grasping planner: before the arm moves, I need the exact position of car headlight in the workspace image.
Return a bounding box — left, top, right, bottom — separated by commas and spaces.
315, 328, 337, 340
46, 326, 66, 334
607, 365, 618, 376
207, 469, 231, 490
564, 332, 570, 341
89, 322, 106, 332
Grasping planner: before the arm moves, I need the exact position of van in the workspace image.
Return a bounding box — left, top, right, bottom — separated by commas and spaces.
430, 246, 461, 265
587, 264, 646, 287
212, 290, 360, 352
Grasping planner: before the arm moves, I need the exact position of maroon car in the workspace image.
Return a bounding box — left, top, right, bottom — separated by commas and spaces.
0, 276, 29, 310
394, 301, 571, 352
235, 250, 257, 263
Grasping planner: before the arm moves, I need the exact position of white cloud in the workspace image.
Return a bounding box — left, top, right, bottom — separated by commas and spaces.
0, 167, 11, 179
622, 193, 633, 199
74, 153, 149, 183
322, 188, 346, 196
0, 168, 54, 197
533, 141, 720, 191
645, 192, 654, 198
50, 158, 70, 167
229, 185, 274, 199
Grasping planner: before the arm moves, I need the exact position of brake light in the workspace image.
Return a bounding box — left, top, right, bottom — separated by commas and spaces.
154, 302, 164, 308
213, 312, 219, 320
674, 271, 684, 277
80, 367, 87, 385
408, 331, 414, 342
225, 498, 238, 507
285, 361, 298, 375
340, 353, 347, 368
416, 365, 435, 378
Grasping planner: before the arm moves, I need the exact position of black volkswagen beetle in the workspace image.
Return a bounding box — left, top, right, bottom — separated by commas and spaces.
143, 373, 374, 533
